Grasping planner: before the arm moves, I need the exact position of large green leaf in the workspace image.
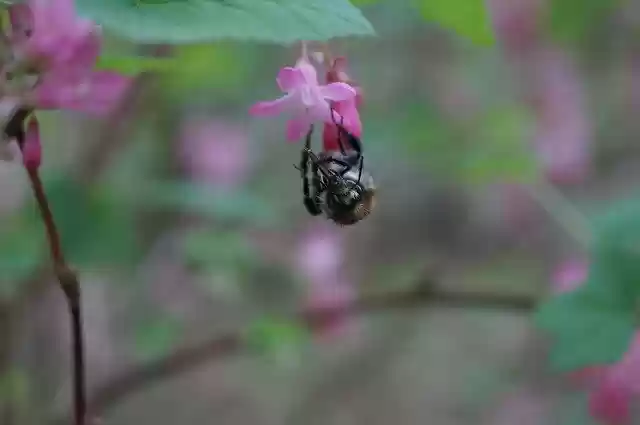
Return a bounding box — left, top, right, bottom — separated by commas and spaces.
535, 197, 640, 371
535, 282, 635, 371
413, 0, 495, 45
77, 0, 375, 44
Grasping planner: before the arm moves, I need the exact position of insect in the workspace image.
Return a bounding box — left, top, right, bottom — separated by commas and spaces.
297, 112, 376, 226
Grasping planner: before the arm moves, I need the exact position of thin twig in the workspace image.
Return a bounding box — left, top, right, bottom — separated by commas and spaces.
55, 282, 535, 423
25, 166, 86, 425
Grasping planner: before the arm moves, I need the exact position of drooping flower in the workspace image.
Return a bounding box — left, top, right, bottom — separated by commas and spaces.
552, 260, 640, 425
249, 54, 357, 141
179, 116, 250, 189
295, 222, 355, 339
5, 0, 131, 116
322, 57, 363, 152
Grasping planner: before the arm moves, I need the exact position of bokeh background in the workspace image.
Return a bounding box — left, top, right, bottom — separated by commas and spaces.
1, 0, 636, 423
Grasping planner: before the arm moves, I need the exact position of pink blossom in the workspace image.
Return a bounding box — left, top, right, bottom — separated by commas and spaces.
6, 0, 131, 116
552, 260, 640, 425
295, 222, 355, 339
551, 259, 588, 293
322, 57, 363, 151
21, 116, 41, 170
249, 56, 357, 141
531, 50, 591, 185
488, 0, 543, 53
179, 116, 250, 189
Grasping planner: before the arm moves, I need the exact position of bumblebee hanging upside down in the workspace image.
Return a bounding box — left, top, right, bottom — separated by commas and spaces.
297, 117, 376, 226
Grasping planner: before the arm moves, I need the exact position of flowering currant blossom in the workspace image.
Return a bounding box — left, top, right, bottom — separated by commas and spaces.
322, 56, 363, 152
553, 260, 640, 425
249, 54, 357, 141
0, 0, 131, 165
295, 222, 356, 340
6, 0, 131, 115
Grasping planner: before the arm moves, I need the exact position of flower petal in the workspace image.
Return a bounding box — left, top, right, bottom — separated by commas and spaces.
320, 82, 356, 102
286, 115, 312, 142
277, 67, 305, 92
588, 381, 631, 425
35, 71, 131, 116
22, 116, 41, 169
296, 57, 318, 86
249, 93, 297, 117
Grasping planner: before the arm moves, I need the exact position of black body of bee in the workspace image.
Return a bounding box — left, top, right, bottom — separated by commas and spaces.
298, 121, 376, 226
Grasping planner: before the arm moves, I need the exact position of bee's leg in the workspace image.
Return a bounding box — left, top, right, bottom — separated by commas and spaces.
330, 106, 363, 157
301, 126, 322, 216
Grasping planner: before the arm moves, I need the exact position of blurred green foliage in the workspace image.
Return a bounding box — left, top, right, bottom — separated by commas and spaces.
413, 0, 495, 45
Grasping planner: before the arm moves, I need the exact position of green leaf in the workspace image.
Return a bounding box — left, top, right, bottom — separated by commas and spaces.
76, 0, 375, 44
535, 283, 635, 371
95, 55, 176, 75
413, 0, 495, 45
547, 0, 621, 44
133, 317, 182, 362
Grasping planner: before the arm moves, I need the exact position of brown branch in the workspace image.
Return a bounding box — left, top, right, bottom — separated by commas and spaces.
4, 47, 168, 425
60, 283, 535, 424
25, 165, 86, 425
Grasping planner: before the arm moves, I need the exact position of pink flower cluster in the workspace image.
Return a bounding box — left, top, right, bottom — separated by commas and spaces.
249, 51, 361, 146
179, 116, 251, 190
553, 260, 640, 424
1, 0, 131, 168
295, 222, 356, 340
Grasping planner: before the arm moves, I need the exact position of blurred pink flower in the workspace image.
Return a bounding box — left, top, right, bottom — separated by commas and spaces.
322, 57, 363, 151
551, 258, 588, 293
295, 222, 355, 339
552, 259, 640, 425
179, 117, 250, 189
532, 50, 591, 185
6, 0, 131, 116
21, 115, 41, 170
249, 55, 356, 141
488, 0, 543, 53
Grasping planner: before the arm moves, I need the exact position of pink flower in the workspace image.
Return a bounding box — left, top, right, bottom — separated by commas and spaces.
322, 57, 363, 152
249, 56, 356, 141
531, 50, 591, 185
21, 116, 41, 170
179, 116, 250, 189
295, 222, 355, 340
552, 260, 640, 425
6, 0, 131, 116
551, 259, 588, 294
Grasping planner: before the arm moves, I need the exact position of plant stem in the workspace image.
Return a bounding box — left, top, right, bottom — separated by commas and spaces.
26, 167, 86, 425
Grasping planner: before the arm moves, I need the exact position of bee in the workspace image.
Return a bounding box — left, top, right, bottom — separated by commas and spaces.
297, 115, 376, 226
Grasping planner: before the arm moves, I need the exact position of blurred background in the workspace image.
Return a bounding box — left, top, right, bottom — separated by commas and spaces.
1, 0, 636, 423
